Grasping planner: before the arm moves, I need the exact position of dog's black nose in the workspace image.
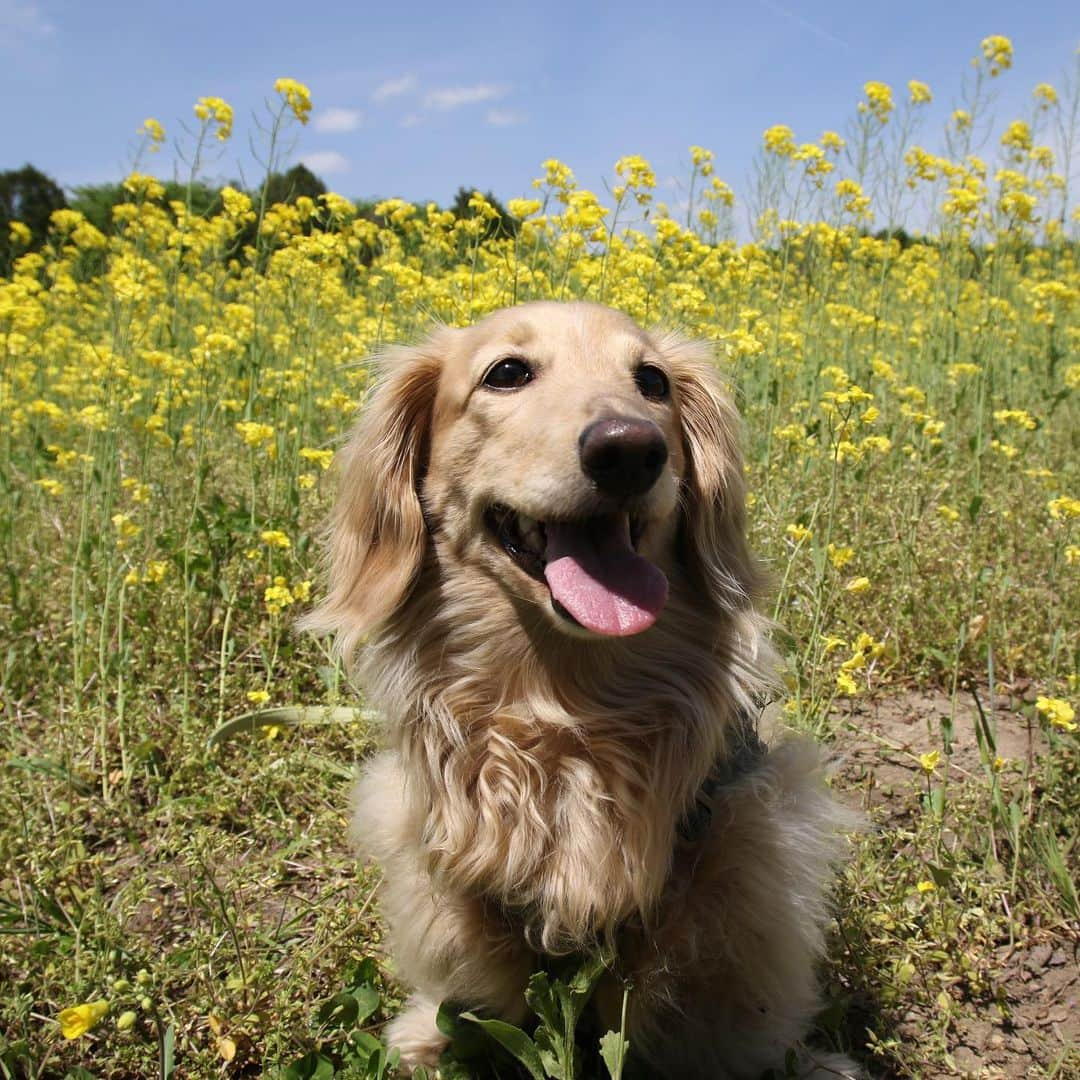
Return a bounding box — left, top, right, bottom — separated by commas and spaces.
579, 417, 668, 497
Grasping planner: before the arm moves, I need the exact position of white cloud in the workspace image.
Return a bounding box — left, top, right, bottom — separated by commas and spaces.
314, 107, 363, 134
0, 0, 54, 46
425, 84, 506, 111
486, 108, 523, 127
301, 150, 349, 175
372, 74, 417, 104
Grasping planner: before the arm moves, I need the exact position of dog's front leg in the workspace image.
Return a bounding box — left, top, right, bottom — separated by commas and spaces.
354, 752, 534, 1069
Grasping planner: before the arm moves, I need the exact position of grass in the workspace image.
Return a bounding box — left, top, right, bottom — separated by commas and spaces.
2, 39, 1079, 1078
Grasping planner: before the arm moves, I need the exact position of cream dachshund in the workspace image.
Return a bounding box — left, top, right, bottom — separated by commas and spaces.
303, 302, 858, 1078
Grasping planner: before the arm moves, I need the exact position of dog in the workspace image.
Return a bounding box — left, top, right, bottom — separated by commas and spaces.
303, 302, 858, 1077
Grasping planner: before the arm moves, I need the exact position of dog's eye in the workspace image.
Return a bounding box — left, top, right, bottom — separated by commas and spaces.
483, 357, 533, 390
634, 364, 670, 402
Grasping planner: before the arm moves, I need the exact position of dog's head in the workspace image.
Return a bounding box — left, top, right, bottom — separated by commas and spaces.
305, 302, 762, 661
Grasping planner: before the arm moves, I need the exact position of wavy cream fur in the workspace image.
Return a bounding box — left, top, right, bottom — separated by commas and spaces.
303, 302, 858, 1078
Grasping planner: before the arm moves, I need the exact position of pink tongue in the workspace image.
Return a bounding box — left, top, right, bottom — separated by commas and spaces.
543, 517, 668, 637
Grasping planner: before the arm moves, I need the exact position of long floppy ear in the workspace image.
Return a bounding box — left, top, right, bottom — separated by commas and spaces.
300, 331, 446, 662
659, 332, 766, 614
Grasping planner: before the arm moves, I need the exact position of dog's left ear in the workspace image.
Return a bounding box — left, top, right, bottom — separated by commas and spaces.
659, 333, 766, 614
299, 330, 447, 664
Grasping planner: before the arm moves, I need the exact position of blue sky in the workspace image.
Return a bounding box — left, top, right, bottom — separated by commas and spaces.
2, 0, 1077, 220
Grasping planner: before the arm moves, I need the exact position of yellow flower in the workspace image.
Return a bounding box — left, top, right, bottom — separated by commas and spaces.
9, 220, 32, 247
298, 472, 317, 490
1033, 83, 1058, 107
144, 560, 169, 584
264, 577, 295, 614
937, 504, 960, 522
822, 635, 847, 655
35, 478, 65, 496
820, 130, 845, 153
980, 35, 1014, 76
918, 750, 940, 774
835, 671, 859, 696
952, 109, 972, 131
785, 523, 812, 543
58, 1000, 110, 1039
1065, 545, 1080, 566
112, 513, 141, 546
274, 78, 313, 124
246, 689, 270, 705
260, 529, 291, 549
844, 576, 871, 593
827, 544, 855, 570
236, 421, 276, 449
193, 96, 234, 140
1035, 696, 1076, 732
1048, 496, 1080, 520
138, 118, 166, 150
299, 447, 334, 470
908, 80, 932, 104
916, 880, 936, 894
860, 81, 895, 122
763, 124, 796, 157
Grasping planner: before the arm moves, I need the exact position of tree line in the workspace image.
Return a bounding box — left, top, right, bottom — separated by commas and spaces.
0, 163, 518, 274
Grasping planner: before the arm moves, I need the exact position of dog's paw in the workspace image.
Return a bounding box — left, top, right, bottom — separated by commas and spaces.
386, 992, 448, 1071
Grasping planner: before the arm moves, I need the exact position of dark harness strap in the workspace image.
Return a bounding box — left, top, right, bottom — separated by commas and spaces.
677, 704, 768, 844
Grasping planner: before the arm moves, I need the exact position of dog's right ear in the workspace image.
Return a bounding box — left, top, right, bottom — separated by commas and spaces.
300, 331, 447, 663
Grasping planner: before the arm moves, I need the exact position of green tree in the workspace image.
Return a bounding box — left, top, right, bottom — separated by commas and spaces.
450, 185, 519, 241
0, 164, 67, 272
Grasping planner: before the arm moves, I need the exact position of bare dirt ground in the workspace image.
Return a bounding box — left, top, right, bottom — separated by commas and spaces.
825, 688, 1078, 1078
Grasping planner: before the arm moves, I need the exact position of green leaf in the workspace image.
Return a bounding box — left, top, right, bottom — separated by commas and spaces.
160, 1023, 176, 1080
318, 991, 360, 1029
207, 705, 376, 748
459, 1013, 547, 1080
599, 1030, 630, 1080
282, 1051, 335, 1080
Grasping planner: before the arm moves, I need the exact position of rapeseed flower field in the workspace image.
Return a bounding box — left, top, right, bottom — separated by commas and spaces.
2, 39, 1078, 1078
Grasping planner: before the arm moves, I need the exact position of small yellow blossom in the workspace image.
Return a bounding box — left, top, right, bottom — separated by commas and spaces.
274, 78, 313, 124
918, 750, 940, 774
35, 478, 65, 496
138, 118, 165, 150
916, 880, 936, 894
835, 671, 859, 696
908, 80, 932, 104
193, 96, 233, 140
58, 1001, 110, 1040
844, 576, 871, 594
860, 81, 895, 122
980, 35, 1014, 76
246, 689, 271, 705
112, 513, 141, 546
236, 421, 276, 449
264, 577, 295, 615
937, 505, 960, 522
822, 635, 847, 655
299, 447, 334, 470
1048, 496, 1080, 520
786, 523, 812, 543
1035, 696, 1076, 732
260, 530, 291, 549
827, 544, 855, 570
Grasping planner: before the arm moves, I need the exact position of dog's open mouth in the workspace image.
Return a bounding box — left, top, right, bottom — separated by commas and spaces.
484, 504, 668, 637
